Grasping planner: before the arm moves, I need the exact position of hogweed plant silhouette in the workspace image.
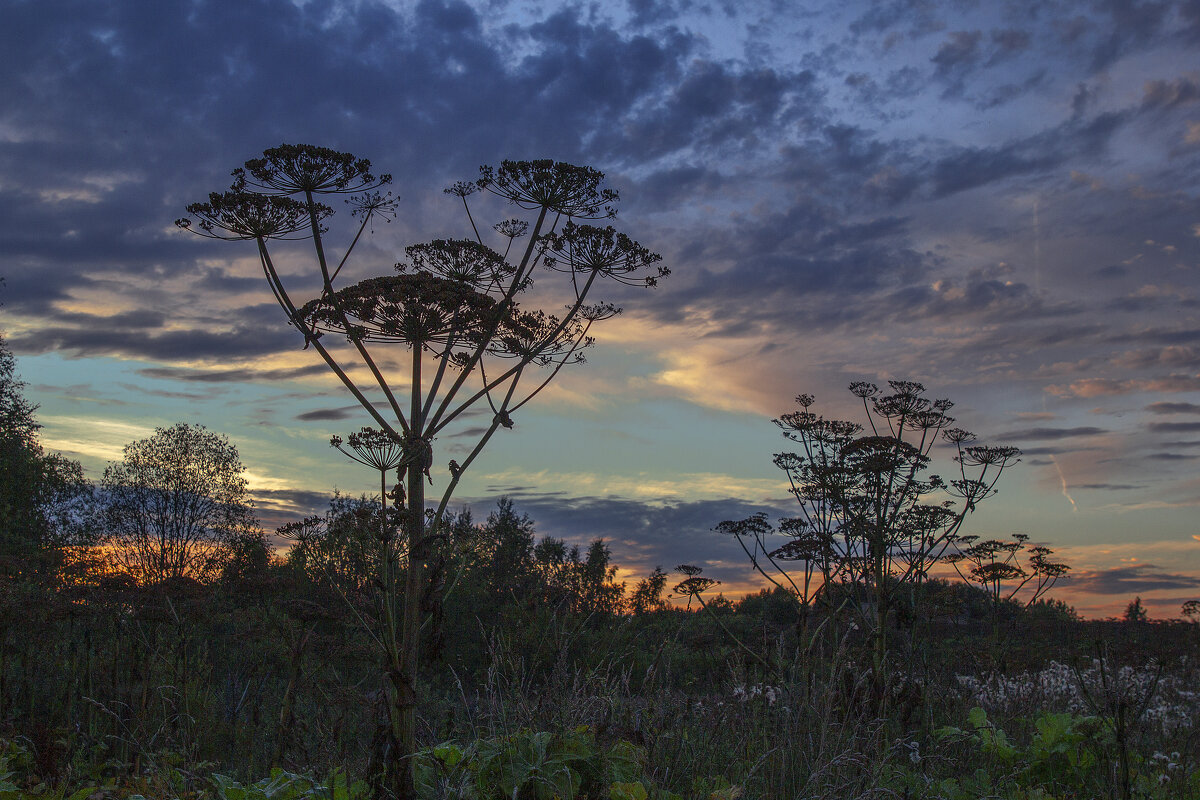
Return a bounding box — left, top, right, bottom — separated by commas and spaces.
715, 381, 1022, 679
945, 532, 1071, 641
179, 144, 666, 799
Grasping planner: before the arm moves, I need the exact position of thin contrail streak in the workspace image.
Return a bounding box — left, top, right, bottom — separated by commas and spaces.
1041, 387, 1078, 512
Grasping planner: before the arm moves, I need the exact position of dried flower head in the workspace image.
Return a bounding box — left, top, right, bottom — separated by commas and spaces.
478, 159, 618, 218
493, 219, 529, 239
399, 239, 514, 290
443, 180, 479, 198
177, 190, 326, 240
489, 309, 585, 364
540, 223, 668, 287
331, 427, 407, 471
348, 190, 398, 221
297, 274, 502, 356
242, 143, 390, 195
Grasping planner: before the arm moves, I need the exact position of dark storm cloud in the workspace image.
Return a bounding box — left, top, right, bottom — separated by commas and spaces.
1070, 564, 1200, 595
605, 61, 822, 163
929, 111, 1127, 197
1018, 445, 1103, 456
1085, 0, 1173, 71
1110, 346, 1200, 370
10, 322, 296, 361
628, 164, 730, 210
1146, 402, 1200, 414
848, 1, 946, 38
1108, 328, 1200, 347
254, 488, 332, 513
997, 426, 1107, 441
138, 364, 328, 383
1183, 0, 1200, 41
116, 383, 210, 401
447, 426, 492, 439
931, 30, 983, 78
1051, 375, 1200, 398
296, 406, 364, 422
875, 274, 1061, 324
0, 0, 831, 363
1147, 421, 1200, 433
253, 487, 333, 532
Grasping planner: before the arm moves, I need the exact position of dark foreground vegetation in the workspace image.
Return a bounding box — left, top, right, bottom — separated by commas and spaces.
2, 496, 1199, 800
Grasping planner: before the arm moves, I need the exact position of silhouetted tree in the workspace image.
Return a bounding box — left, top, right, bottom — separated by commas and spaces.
630, 566, 670, 615
101, 423, 259, 585
482, 497, 537, 601
0, 328, 89, 574
280, 492, 383, 600
577, 538, 624, 616
1123, 596, 1149, 623
180, 144, 666, 799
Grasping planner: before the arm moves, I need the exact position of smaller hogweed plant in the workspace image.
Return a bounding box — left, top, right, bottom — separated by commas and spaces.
693, 381, 1022, 676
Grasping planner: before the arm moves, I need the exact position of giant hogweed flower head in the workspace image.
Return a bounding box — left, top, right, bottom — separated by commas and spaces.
959, 444, 1022, 468
673, 564, 719, 597
493, 219, 529, 240
478, 159, 618, 218
774, 411, 861, 443
297, 274, 500, 353
399, 239, 515, 291
348, 190, 398, 221
540, 223, 668, 287
488, 309, 586, 364
242, 143, 391, 195
578, 302, 621, 323
176, 190, 328, 240
330, 427, 407, 472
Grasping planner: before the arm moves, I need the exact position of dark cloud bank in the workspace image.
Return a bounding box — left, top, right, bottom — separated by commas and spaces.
4, 0, 1197, 369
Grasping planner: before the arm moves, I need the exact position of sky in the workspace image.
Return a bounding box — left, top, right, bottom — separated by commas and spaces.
3, 0, 1200, 617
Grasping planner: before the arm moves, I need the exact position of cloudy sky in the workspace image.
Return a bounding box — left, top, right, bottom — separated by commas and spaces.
4, 0, 1200, 616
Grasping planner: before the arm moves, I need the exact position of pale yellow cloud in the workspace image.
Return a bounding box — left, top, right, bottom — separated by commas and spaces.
35, 171, 142, 204
1047, 374, 1200, 398
593, 311, 811, 417
477, 466, 787, 503
243, 468, 304, 494
39, 416, 157, 464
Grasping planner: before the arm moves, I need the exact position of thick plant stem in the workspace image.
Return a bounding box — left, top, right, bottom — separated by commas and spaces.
390, 347, 425, 800
390, 460, 424, 800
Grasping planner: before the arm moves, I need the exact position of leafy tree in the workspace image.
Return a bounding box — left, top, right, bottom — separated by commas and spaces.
480, 496, 538, 601
576, 538, 625, 617
100, 423, 261, 585
0, 328, 89, 573
280, 492, 383, 600
630, 566, 670, 615
709, 381, 1021, 674
180, 144, 665, 799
